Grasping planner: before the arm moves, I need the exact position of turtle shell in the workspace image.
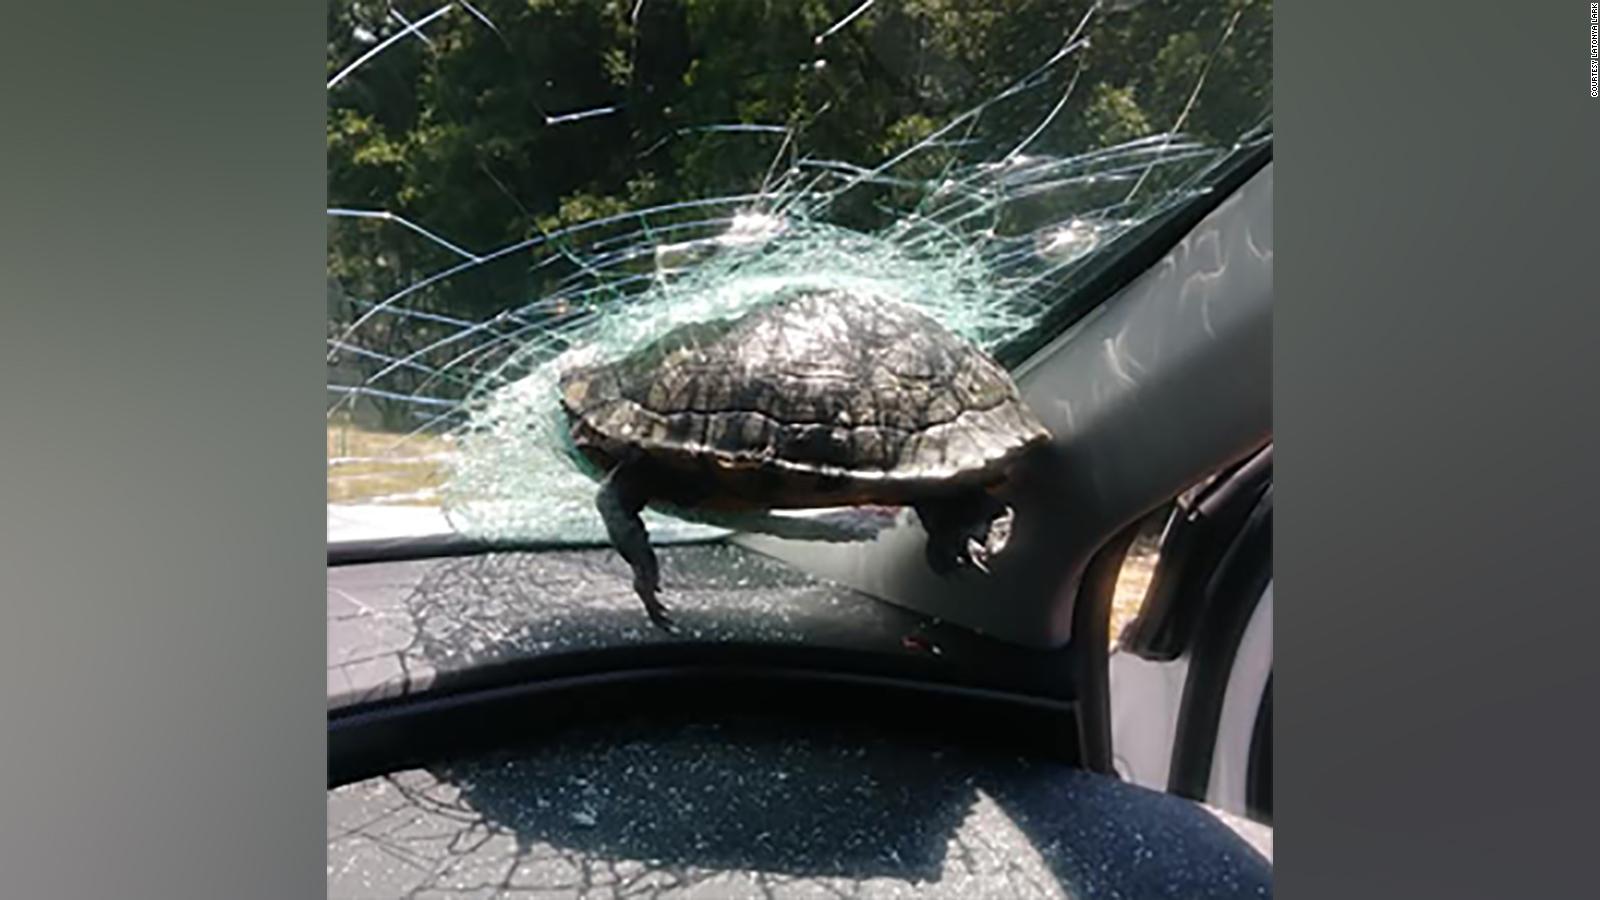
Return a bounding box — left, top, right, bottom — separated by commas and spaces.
558, 288, 1050, 509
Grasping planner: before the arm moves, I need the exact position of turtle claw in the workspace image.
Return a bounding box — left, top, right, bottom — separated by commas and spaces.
965, 537, 992, 574
646, 604, 679, 635
917, 494, 1013, 577
635, 577, 679, 634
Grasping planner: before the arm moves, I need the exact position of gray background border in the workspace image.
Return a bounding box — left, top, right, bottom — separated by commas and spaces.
1, 1, 1598, 897
1277, 1, 1600, 898
1, 3, 325, 897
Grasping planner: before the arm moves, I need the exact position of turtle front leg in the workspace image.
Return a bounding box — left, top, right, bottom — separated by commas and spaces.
914, 491, 1014, 576
596, 467, 675, 633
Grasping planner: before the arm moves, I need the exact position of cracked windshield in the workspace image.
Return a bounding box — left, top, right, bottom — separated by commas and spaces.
326, 0, 1271, 580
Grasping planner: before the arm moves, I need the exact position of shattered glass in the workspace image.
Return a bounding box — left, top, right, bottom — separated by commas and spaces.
328, 716, 1273, 897
327, 545, 926, 706
326, 0, 1272, 545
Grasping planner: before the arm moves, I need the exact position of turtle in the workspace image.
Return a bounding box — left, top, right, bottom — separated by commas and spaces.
557, 286, 1051, 630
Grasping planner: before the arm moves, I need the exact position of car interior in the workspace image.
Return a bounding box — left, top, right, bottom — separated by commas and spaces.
327, 147, 1273, 897
326, 4, 1273, 894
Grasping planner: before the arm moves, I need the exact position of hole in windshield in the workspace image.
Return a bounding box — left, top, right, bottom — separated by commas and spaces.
326, 0, 1272, 545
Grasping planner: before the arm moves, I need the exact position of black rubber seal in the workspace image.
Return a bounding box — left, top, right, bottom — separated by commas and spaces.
1247, 674, 1273, 823
1120, 444, 1272, 661
1166, 487, 1273, 802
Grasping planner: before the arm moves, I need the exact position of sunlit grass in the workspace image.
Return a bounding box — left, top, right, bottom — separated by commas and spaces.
1110, 545, 1158, 647
326, 419, 454, 505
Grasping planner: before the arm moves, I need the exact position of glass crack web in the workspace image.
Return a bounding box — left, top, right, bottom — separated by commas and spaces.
326, 0, 1272, 545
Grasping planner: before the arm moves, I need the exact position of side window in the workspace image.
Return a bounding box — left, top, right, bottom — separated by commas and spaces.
1110, 468, 1232, 647
1110, 505, 1172, 648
